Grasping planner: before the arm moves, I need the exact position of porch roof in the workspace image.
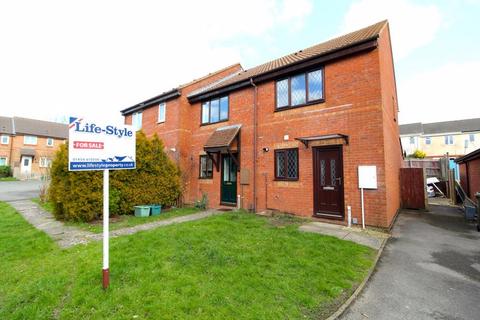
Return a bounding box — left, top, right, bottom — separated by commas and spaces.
204, 124, 241, 152
295, 134, 349, 148
20, 148, 36, 156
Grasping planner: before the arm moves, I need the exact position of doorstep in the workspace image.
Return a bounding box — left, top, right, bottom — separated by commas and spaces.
299, 222, 389, 250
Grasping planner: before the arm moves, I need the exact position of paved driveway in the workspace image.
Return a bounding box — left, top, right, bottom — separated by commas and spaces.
341, 205, 480, 320
0, 180, 43, 201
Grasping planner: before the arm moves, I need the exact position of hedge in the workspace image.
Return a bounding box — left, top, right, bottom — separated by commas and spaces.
48, 132, 182, 222
0, 166, 12, 178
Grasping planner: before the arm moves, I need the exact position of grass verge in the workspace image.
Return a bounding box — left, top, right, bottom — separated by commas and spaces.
0, 177, 18, 181
1, 201, 375, 319
31, 198, 200, 233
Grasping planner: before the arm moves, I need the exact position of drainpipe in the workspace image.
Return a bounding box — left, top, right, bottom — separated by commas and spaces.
250, 78, 258, 212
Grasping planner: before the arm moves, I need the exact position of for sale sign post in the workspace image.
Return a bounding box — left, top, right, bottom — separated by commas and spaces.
68, 117, 136, 289
68, 117, 135, 171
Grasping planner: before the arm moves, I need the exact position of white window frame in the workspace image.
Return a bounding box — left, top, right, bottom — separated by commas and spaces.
158, 102, 166, 123
1, 135, 9, 145
132, 112, 142, 131
39, 157, 52, 168
46, 137, 54, 147
24, 135, 38, 145
445, 135, 454, 145
0, 157, 7, 166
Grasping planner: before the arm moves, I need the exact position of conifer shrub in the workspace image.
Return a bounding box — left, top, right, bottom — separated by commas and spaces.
48, 132, 182, 222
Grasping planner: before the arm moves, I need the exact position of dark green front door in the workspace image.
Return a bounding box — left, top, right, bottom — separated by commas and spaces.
221, 154, 237, 204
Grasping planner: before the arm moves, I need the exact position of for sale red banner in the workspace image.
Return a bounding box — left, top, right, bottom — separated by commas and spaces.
73, 141, 104, 149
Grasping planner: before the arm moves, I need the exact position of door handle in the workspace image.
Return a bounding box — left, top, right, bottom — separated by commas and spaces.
335, 177, 342, 185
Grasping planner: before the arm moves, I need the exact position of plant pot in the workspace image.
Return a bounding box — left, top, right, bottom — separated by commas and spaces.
134, 206, 151, 217
150, 205, 162, 216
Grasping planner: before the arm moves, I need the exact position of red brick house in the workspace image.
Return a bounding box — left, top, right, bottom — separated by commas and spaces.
121, 20, 402, 228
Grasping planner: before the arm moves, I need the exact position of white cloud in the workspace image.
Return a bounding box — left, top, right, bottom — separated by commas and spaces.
0, 0, 312, 123
341, 0, 442, 59
398, 61, 480, 124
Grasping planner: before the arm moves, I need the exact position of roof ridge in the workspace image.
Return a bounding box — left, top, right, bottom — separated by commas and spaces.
178, 63, 243, 88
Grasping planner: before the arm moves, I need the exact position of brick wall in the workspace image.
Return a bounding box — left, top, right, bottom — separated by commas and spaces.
460, 159, 480, 200
378, 23, 402, 227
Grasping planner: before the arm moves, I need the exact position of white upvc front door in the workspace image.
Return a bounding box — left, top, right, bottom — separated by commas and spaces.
20, 156, 33, 178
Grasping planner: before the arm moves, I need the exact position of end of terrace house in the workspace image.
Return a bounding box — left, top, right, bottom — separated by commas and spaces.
121, 20, 402, 228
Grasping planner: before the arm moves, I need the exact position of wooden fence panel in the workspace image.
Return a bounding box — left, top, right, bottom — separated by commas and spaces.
400, 168, 426, 209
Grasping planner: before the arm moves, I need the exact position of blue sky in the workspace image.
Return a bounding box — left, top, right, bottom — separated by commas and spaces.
0, 0, 479, 124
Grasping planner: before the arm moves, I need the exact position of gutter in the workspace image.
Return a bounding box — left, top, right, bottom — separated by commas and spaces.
121, 89, 181, 116
250, 78, 258, 212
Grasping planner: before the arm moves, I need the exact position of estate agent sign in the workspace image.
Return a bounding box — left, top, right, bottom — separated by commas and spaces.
68, 117, 136, 289
68, 117, 136, 171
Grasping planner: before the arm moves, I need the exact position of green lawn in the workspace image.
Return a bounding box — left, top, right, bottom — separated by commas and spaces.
31, 198, 200, 233
0, 177, 18, 181
0, 201, 375, 319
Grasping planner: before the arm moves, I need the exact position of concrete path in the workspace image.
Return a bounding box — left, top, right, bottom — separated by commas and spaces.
9, 199, 221, 248
299, 222, 389, 250
9, 199, 93, 248
0, 180, 43, 201
340, 205, 480, 320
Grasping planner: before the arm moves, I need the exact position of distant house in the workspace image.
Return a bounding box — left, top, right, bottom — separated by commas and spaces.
400, 118, 480, 158
0, 116, 67, 179
456, 148, 480, 200
121, 20, 402, 228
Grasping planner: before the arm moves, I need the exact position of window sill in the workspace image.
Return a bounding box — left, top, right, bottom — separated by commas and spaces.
157, 121, 165, 124
198, 177, 213, 180
274, 178, 299, 182
200, 119, 229, 127
274, 99, 325, 112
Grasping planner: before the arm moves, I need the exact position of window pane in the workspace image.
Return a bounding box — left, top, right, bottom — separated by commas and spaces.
210, 99, 220, 123
0, 158, 6, 166
158, 103, 166, 122
470, 134, 475, 142
308, 70, 323, 101
133, 112, 142, 131
290, 74, 306, 106
220, 96, 229, 120
207, 157, 213, 177
223, 157, 229, 181
276, 79, 289, 108
286, 150, 298, 179
276, 152, 286, 178
202, 102, 209, 124
200, 156, 206, 178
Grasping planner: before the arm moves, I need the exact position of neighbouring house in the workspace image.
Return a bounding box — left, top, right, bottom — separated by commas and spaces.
400, 118, 480, 159
121, 20, 402, 228
456, 148, 480, 201
0, 116, 67, 179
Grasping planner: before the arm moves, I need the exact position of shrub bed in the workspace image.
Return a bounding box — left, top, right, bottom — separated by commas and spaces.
49, 132, 182, 222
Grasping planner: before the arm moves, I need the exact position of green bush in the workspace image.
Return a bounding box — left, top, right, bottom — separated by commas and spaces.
48, 132, 182, 222
410, 149, 426, 159
0, 166, 11, 178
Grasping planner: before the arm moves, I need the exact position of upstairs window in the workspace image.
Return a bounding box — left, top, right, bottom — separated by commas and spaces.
276, 68, 324, 109
1, 135, 9, 144
132, 112, 142, 131
275, 148, 299, 180
24, 135, 37, 145
445, 135, 454, 145
47, 137, 54, 147
199, 155, 213, 178
201, 96, 228, 125
158, 102, 166, 123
